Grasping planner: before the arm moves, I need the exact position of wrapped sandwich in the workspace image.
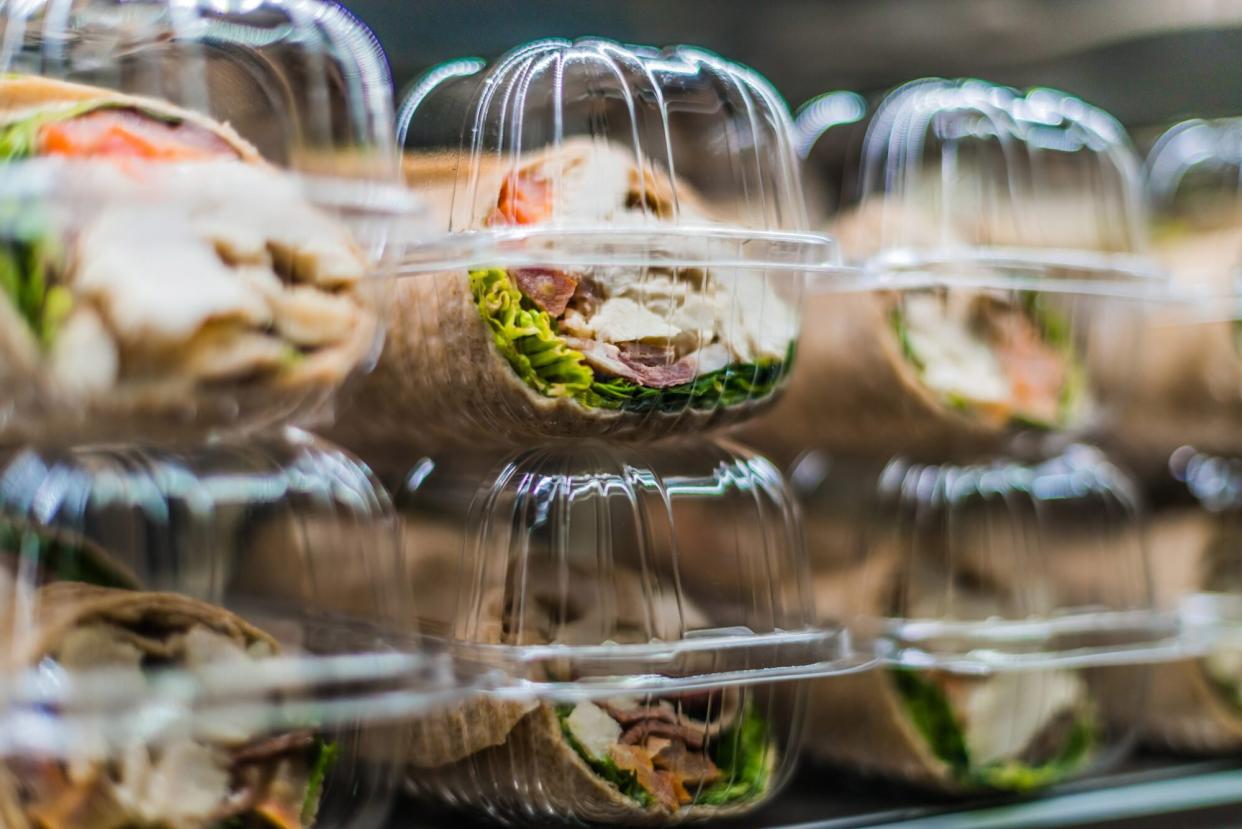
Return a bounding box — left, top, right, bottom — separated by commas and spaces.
1135, 506, 1242, 752
809, 553, 1098, 793
0, 582, 337, 829
0, 75, 374, 439
739, 277, 1086, 463
404, 574, 781, 824
333, 137, 800, 451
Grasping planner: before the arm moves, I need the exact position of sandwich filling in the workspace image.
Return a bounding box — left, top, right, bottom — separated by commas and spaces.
0, 95, 368, 407
7, 607, 334, 829
893, 290, 1083, 429
557, 693, 771, 813
472, 144, 795, 414
893, 668, 1095, 792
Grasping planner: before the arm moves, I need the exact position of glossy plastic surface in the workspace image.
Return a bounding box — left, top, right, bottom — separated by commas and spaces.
332, 39, 840, 452
1140, 448, 1242, 753
0, 429, 473, 829
790, 445, 1166, 794
1099, 118, 1242, 473
0, 0, 423, 443
384, 440, 859, 825
838, 77, 1148, 265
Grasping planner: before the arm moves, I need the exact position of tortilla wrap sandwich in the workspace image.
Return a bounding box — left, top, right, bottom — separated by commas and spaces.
0, 75, 375, 439
331, 139, 798, 452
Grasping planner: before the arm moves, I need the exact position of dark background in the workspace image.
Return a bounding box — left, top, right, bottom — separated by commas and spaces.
346, 0, 1242, 140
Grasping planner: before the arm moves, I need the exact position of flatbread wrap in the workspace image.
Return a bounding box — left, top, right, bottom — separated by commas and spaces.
401, 567, 784, 824
331, 139, 798, 451
807, 551, 1098, 793
1136, 509, 1242, 752
738, 282, 1086, 463
0, 75, 374, 439
1099, 223, 1242, 476
0, 582, 337, 829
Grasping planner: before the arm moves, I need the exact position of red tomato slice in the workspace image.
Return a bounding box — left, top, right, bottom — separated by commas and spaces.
39, 108, 238, 161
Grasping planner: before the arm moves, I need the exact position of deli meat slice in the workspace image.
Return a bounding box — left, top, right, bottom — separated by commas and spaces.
514, 268, 579, 316
565, 337, 699, 389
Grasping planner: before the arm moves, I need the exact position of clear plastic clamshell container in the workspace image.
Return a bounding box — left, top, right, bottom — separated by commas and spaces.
0, 0, 422, 443
1097, 118, 1242, 477
1138, 448, 1242, 753
740, 78, 1160, 463
329, 38, 840, 453
788, 445, 1170, 794
381, 440, 858, 825
0, 429, 478, 829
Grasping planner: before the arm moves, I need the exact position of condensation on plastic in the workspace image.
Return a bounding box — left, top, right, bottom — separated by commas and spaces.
1095, 118, 1242, 472
0, 428, 477, 829
0, 0, 430, 443
787, 445, 1168, 793
332, 38, 843, 452
384, 439, 860, 825
1134, 447, 1242, 753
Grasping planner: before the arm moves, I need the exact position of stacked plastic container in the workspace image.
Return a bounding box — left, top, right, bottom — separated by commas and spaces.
739, 78, 1176, 795
1094, 118, 1242, 753
318, 38, 862, 825
0, 3, 487, 828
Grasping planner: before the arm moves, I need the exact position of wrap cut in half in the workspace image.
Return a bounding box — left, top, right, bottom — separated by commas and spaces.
0, 75, 374, 439
403, 571, 782, 824
1134, 510, 1242, 753
738, 282, 1087, 464
807, 552, 1099, 794
0, 583, 337, 829
331, 138, 797, 452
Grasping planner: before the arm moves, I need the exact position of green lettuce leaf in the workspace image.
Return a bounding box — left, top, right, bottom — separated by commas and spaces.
892, 668, 1095, 794
696, 701, 773, 806
470, 268, 596, 399
301, 739, 340, 825
470, 268, 788, 413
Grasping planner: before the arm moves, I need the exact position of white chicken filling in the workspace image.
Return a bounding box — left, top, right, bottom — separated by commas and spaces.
559, 269, 794, 367
45, 622, 279, 826
900, 292, 1012, 408
29, 161, 367, 396
942, 670, 1087, 766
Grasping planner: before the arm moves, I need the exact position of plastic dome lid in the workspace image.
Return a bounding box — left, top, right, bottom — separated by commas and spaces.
397, 38, 838, 271
0, 429, 481, 828
838, 78, 1153, 279
330, 38, 840, 452
791, 445, 1168, 792
389, 439, 855, 823
393, 440, 852, 685
0, 0, 398, 179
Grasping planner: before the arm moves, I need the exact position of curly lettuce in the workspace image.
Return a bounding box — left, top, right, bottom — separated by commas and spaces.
471, 268, 787, 412
892, 668, 1094, 794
